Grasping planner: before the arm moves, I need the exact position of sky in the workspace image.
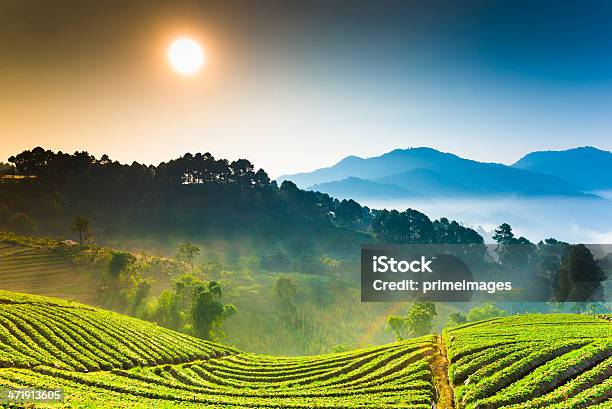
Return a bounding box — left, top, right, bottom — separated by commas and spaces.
2, 0, 612, 177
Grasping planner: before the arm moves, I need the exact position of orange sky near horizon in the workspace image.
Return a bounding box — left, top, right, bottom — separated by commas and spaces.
3, 1, 612, 178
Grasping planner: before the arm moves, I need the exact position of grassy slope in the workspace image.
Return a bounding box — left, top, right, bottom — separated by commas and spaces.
0, 234, 403, 355
0, 234, 190, 304
444, 314, 612, 409
0, 242, 97, 304
0, 290, 435, 408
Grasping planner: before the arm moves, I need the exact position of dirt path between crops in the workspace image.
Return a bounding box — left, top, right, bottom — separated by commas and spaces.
431, 335, 455, 409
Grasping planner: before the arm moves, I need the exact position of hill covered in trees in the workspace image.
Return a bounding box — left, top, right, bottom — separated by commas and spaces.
0, 147, 485, 255
0, 147, 361, 253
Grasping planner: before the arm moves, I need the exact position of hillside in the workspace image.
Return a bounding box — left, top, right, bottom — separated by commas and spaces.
309, 176, 427, 201
0, 147, 368, 256
0, 291, 609, 407
0, 242, 96, 303
0, 290, 238, 371
512, 146, 612, 191
279, 147, 587, 199
444, 314, 612, 408
0, 233, 405, 356
0, 290, 435, 408
0, 233, 204, 305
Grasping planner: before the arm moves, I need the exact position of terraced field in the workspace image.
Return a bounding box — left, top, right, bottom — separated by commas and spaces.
445, 314, 612, 409
0, 291, 436, 408
0, 289, 610, 408
0, 243, 95, 303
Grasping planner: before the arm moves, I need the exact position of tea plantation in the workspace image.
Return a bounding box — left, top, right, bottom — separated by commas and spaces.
0, 290, 610, 408
0, 243, 95, 303
445, 314, 612, 408
0, 291, 435, 408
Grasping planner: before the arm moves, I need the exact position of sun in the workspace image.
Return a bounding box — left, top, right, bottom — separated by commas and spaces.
167, 37, 205, 75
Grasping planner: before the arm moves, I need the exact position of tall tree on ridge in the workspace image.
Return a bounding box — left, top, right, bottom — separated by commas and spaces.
71, 216, 91, 246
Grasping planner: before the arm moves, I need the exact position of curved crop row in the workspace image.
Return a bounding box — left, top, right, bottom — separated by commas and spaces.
444, 314, 612, 409
0, 291, 435, 408
0, 291, 238, 371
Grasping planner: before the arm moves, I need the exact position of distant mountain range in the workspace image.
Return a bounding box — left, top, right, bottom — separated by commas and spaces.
309, 177, 428, 203
512, 146, 612, 191
278, 146, 611, 201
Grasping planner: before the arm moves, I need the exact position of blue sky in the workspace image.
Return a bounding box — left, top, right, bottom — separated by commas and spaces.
2, 0, 612, 176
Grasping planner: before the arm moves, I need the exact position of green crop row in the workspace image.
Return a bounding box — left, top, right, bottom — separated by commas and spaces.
0, 290, 436, 408
499, 355, 612, 408
14, 365, 433, 407
471, 340, 612, 408
0, 295, 236, 372
444, 314, 612, 409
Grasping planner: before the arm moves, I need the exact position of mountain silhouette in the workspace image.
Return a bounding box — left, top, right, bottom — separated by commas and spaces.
512, 146, 612, 191
309, 177, 428, 201
279, 147, 599, 199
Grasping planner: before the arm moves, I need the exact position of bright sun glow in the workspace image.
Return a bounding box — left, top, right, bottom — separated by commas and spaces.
167, 37, 205, 75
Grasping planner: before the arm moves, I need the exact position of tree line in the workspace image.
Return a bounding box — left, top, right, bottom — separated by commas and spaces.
1, 147, 606, 303
0, 147, 485, 251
